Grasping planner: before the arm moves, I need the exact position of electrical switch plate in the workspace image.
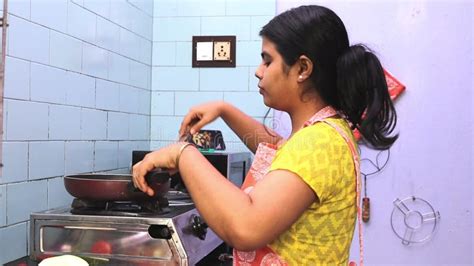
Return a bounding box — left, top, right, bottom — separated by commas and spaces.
214, 41, 231, 61
192, 36, 236, 68
196, 42, 213, 61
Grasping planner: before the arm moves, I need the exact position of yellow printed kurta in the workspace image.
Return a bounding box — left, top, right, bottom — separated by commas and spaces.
269, 118, 357, 265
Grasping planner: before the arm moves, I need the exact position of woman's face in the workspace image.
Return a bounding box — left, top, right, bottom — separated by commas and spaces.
255, 37, 300, 112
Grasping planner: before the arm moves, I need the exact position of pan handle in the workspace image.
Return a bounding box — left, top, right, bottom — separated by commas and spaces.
128, 168, 171, 193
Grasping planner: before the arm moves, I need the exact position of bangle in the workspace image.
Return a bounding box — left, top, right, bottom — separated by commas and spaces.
176, 143, 195, 170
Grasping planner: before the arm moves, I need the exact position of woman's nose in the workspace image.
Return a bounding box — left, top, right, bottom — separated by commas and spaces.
255, 66, 263, 80
254, 72, 261, 80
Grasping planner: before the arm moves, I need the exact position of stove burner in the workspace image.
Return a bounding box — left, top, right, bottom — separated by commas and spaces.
71, 198, 171, 217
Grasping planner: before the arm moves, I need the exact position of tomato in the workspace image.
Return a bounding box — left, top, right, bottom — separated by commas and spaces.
90, 240, 112, 254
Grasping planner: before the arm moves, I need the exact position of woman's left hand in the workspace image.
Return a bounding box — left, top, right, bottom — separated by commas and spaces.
132, 142, 184, 196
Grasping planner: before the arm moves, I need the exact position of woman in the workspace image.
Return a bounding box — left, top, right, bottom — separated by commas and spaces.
133, 5, 397, 265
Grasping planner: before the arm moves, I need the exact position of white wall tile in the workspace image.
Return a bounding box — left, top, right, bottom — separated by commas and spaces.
200, 67, 249, 91
30, 63, 68, 104
151, 91, 174, 115
31, 0, 68, 32
153, 0, 177, 17
81, 108, 107, 140
174, 91, 223, 115
0, 222, 28, 265
82, 43, 108, 79
145, 14, 154, 41
29, 141, 65, 179
83, 0, 110, 18
8, 16, 33, 60
68, 2, 97, 44
130, 34, 143, 62
49, 105, 82, 140
129, 0, 149, 15
118, 140, 133, 168
29, 23, 50, 65
4, 56, 30, 100
50, 31, 82, 72
135, 140, 150, 152
1, 142, 28, 184
201, 17, 251, 40
96, 79, 120, 111
152, 42, 175, 66
119, 85, 139, 113
144, 63, 152, 90
9, 0, 31, 19
0, 185, 6, 226
65, 141, 94, 175
236, 41, 261, 66
150, 116, 181, 141
137, 89, 151, 115
108, 52, 130, 84
151, 67, 198, 91
250, 16, 272, 41
226, 0, 275, 16
1, 1, 155, 263
65, 72, 96, 108
153, 17, 200, 42
96, 16, 120, 52
144, 10, 154, 40
135, 10, 153, 40
7, 180, 48, 224
110, 0, 130, 29
47, 177, 73, 209
119, 28, 135, 59
177, 0, 225, 17
128, 7, 142, 38
130, 60, 150, 89
129, 114, 148, 140
107, 112, 129, 140
6, 100, 49, 141
175, 42, 191, 66
72, 0, 84, 6
94, 141, 118, 171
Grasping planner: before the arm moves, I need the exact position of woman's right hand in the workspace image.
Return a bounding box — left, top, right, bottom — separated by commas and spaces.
179, 101, 226, 139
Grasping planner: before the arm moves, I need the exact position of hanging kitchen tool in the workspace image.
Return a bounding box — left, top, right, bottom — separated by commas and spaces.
391, 196, 440, 245
360, 148, 392, 223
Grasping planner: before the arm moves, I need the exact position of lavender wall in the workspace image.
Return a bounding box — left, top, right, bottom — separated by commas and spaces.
276, 1, 472, 265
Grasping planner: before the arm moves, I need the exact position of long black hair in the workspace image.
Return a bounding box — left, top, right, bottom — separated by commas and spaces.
260, 5, 398, 150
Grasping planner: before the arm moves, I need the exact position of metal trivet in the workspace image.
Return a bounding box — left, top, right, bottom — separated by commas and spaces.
391, 196, 440, 245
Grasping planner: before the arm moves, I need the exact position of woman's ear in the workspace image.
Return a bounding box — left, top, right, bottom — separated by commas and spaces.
297, 55, 313, 82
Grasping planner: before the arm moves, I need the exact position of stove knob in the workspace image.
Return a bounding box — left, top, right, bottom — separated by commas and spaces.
191, 214, 208, 240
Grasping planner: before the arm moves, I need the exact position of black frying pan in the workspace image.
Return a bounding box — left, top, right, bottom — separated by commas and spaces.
64, 169, 171, 201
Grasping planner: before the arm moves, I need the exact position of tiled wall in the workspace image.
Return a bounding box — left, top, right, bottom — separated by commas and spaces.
0, 0, 153, 263
0, 0, 277, 262
150, 0, 276, 151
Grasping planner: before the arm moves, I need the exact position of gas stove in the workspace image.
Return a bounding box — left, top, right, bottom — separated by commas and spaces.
30, 198, 222, 265
29, 151, 250, 265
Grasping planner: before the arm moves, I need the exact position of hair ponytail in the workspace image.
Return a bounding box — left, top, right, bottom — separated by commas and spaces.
260, 5, 398, 149
336, 44, 398, 150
